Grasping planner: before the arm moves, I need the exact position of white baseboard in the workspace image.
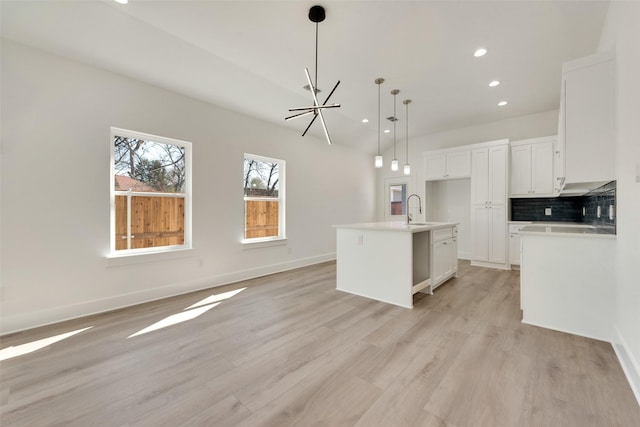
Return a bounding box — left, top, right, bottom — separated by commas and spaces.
1, 253, 336, 335
521, 319, 611, 343
523, 320, 640, 406
612, 327, 640, 406
470, 260, 510, 270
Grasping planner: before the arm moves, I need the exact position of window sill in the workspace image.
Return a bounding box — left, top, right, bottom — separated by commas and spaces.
241, 237, 288, 250
105, 247, 194, 267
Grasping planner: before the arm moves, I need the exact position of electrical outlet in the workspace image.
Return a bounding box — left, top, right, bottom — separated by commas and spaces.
545, 207, 552, 216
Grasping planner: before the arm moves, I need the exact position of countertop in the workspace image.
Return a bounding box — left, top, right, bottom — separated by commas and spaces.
334, 221, 458, 233
520, 224, 616, 238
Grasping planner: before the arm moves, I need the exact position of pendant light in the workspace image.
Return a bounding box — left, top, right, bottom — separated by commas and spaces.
403, 99, 411, 175
285, 5, 341, 145
374, 78, 384, 168
390, 89, 399, 172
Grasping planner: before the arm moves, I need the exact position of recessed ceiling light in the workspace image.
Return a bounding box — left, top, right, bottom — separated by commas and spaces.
489, 80, 500, 87
498, 101, 508, 106
114, 0, 128, 4
384, 129, 391, 133
362, 118, 369, 123
474, 48, 487, 57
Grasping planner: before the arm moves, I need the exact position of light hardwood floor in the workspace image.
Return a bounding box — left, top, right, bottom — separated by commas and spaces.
1, 261, 639, 426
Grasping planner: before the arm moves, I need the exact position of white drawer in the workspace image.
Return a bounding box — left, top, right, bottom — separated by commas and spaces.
509, 223, 530, 234
433, 228, 454, 242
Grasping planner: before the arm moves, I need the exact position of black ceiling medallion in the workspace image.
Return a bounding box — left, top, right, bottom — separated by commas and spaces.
285, 5, 341, 145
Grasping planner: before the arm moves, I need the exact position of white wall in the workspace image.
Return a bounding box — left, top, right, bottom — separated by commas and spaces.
0, 40, 376, 334
426, 179, 471, 259
598, 1, 640, 401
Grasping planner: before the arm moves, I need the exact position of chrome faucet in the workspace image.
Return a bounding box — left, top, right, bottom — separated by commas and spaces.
406, 193, 422, 224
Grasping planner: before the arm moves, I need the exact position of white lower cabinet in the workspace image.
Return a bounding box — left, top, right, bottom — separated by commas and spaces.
471, 205, 507, 265
508, 222, 531, 267
431, 228, 458, 290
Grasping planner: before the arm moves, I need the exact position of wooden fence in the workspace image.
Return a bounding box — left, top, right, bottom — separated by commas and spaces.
115, 195, 185, 250
245, 200, 279, 239
115, 196, 278, 249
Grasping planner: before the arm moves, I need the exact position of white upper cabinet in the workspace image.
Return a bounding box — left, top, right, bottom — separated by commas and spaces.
424, 149, 471, 181
510, 136, 555, 197
511, 145, 532, 195
557, 51, 614, 187
471, 145, 507, 205
446, 151, 472, 178
424, 154, 447, 180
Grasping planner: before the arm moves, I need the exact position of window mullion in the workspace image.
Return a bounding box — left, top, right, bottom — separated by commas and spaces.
126, 189, 132, 250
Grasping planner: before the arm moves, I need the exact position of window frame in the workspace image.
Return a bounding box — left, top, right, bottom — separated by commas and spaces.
109, 127, 192, 258
384, 177, 410, 222
242, 153, 286, 246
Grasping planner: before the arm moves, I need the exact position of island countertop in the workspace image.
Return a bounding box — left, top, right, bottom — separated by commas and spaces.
334, 221, 458, 233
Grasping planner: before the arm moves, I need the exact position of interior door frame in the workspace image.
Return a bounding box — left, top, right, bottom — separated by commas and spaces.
384, 177, 410, 222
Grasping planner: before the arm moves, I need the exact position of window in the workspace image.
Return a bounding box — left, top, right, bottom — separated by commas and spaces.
243, 154, 285, 243
389, 184, 407, 215
384, 178, 409, 222
110, 128, 192, 255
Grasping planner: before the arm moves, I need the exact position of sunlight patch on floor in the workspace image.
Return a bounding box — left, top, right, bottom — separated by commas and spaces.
0, 326, 93, 361
185, 287, 246, 310
127, 303, 219, 338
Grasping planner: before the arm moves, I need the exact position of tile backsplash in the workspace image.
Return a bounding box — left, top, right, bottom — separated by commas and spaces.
511, 181, 616, 231
511, 197, 583, 222
583, 181, 616, 227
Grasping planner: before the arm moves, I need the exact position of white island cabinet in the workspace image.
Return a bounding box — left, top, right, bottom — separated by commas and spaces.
335, 222, 458, 308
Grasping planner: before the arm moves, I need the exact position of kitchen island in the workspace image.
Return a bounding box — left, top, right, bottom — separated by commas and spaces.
335, 222, 458, 308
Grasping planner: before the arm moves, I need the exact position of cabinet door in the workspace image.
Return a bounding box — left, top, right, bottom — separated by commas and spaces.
555, 104, 565, 194
432, 240, 446, 285
509, 233, 521, 266
443, 238, 455, 278
564, 58, 614, 183
425, 154, 447, 181
511, 145, 532, 196
488, 145, 507, 205
471, 205, 490, 262
489, 205, 507, 264
531, 141, 554, 195
446, 151, 471, 178
450, 237, 458, 274
471, 149, 489, 204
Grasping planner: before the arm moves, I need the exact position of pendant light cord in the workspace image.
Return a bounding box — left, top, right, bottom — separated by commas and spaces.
393, 92, 397, 159
315, 22, 319, 95
405, 101, 409, 162
377, 83, 381, 155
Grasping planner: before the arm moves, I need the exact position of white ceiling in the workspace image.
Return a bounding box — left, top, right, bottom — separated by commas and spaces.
1, 0, 609, 153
